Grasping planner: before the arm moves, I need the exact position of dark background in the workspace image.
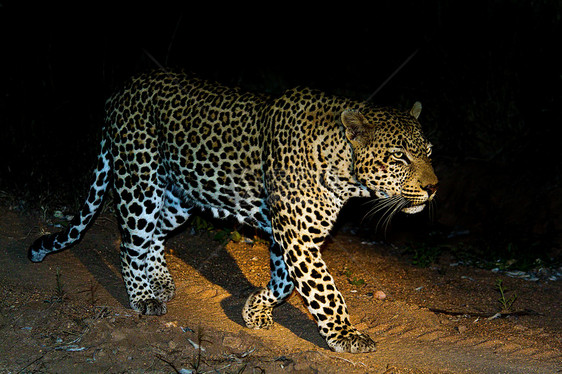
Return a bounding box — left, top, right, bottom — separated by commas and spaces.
1, 2, 561, 268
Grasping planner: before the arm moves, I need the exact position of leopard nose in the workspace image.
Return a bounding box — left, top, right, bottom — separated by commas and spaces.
422, 183, 438, 196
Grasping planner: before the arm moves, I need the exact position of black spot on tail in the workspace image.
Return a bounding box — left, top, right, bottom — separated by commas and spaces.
28, 234, 55, 262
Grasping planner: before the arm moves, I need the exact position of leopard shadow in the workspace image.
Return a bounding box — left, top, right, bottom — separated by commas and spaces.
67, 220, 325, 348
169, 232, 326, 349
71, 233, 130, 309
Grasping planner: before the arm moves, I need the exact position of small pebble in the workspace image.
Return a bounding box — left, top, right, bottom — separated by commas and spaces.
374, 290, 387, 300
164, 321, 178, 328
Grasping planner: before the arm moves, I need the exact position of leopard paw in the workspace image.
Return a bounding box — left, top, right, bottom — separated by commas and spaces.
131, 298, 167, 315
326, 328, 376, 353
242, 290, 274, 329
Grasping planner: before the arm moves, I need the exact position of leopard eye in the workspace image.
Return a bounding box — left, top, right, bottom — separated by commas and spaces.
390, 150, 409, 164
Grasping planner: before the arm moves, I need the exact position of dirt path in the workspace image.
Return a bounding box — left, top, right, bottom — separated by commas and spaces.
1, 206, 560, 373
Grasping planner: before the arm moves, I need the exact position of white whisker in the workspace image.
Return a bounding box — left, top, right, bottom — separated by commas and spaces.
380, 199, 409, 234
428, 199, 437, 222
363, 196, 408, 235
363, 196, 401, 222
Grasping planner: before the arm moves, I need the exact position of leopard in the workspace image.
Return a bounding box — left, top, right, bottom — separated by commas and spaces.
29, 70, 438, 353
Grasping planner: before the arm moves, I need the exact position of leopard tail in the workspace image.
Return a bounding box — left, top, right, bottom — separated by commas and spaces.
28, 137, 112, 262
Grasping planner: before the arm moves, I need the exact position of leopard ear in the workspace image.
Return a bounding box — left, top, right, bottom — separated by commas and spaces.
341, 110, 372, 147
410, 101, 422, 119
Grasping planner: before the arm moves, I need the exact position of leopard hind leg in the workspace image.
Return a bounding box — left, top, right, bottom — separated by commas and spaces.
115, 162, 170, 315
148, 186, 192, 303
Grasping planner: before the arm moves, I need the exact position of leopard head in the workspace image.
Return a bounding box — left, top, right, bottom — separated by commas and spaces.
342, 102, 438, 214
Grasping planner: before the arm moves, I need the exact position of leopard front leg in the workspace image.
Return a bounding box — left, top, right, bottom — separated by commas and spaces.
284, 245, 376, 353
265, 194, 376, 353
243, 243, 295, 329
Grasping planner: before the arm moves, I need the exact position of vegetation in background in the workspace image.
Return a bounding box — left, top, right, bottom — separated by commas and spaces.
495, 279, 518, 313
342, 268, 366, 287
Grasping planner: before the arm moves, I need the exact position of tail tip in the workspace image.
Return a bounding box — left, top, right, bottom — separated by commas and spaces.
28, 237, 49, 262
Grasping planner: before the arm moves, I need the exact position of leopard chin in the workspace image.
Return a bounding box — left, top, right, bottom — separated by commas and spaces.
401, 204, 426, 214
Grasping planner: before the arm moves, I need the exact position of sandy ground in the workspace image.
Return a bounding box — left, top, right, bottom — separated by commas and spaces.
1, 205, 561, 373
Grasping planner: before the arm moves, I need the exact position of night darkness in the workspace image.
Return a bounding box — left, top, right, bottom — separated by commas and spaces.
1, 2, 561, 265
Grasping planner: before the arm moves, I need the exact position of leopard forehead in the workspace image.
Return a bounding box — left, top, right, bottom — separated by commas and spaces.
364, 108, 429, 153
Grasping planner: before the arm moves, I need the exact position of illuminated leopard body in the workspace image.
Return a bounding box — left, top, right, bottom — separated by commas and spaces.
29, 70, 438, 353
